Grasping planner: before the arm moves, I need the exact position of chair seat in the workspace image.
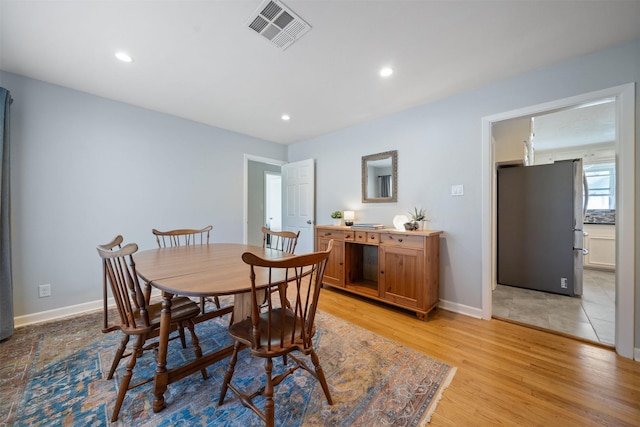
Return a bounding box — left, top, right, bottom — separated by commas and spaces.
123, 296, 201, 335
228, 308, 315, 355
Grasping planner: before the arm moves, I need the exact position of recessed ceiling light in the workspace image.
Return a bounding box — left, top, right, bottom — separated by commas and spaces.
281, 114, 290, 121
379, 67, 394, 77
115, 52, 133, 63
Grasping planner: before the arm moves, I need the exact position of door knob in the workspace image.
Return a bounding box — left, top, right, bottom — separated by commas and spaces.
306, 220, 312, 224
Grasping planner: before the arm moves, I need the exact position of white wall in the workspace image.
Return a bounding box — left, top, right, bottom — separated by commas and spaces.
288, 39, 640, 336
0, 71, 287, 318
2, 39, 638, 348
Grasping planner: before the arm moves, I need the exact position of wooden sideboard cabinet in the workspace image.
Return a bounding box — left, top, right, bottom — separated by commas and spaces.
315, 225, 442, 319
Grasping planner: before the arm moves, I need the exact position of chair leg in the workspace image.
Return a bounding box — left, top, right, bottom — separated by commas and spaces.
178, 324, 187, 349
213, 296, 221, 309
200, 297, 206, 314
310, 349, 333, 405
264, 357, 275, 427
218, 340, 241, 405
111, 334, 143, 422
185, 320, 208, 380
108, 334, 130, 379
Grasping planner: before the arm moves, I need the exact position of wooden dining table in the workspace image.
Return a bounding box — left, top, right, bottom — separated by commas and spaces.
134, 243, 294, 413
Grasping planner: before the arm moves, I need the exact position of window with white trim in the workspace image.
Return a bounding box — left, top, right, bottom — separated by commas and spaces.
584, 163, 615, 210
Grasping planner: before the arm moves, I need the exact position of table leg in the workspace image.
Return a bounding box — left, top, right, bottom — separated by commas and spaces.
232, 290, 264, 324
153, 292, 173, 412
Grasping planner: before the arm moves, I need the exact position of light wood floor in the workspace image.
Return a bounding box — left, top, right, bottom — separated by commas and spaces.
317, 286, 640, 426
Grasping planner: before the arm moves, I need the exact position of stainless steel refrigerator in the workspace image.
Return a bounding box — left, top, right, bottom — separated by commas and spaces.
497, 159, 585, 296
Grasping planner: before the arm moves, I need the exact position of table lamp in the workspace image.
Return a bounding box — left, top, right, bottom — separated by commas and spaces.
344, 211, 355, 226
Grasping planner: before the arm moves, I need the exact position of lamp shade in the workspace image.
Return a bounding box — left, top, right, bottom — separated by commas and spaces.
343, 211, 355, 221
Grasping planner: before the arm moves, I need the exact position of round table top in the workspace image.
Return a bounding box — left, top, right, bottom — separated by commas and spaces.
134, 243, 293, 297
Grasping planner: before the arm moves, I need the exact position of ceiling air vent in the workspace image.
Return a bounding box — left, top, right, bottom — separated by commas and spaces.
246, 0, 311, 50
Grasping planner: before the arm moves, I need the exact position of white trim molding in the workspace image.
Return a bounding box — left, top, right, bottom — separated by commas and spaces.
438, 299, 484, 319
14, 299, 104, 328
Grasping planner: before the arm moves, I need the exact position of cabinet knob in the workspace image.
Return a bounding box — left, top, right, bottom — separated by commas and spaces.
380, 270, 384, 274
398, 238, 403, 242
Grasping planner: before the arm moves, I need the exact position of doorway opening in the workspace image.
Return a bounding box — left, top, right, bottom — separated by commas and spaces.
481, 83, 635, 359
264, 171, 282, 231
244, 155, 285, 247
244, 155, 316, 253
492, 100, 616, 345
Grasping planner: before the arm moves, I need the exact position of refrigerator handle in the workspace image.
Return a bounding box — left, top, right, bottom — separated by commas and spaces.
583, 171, 589, 216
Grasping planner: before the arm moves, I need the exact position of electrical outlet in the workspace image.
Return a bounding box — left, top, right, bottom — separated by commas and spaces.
560, 278, 567, 289
451, 184, 464, 196
38, 283, 51, 298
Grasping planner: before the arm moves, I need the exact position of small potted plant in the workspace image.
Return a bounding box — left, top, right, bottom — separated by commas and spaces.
330, 210, 343, 226
408, 207, 427, 230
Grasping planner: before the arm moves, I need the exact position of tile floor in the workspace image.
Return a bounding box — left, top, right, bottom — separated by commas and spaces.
492, 268, 615, 345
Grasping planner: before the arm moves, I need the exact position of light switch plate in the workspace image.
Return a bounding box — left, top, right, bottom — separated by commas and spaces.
451, 184, 464, 196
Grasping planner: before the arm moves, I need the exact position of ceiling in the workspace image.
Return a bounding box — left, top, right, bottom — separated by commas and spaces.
1, 1, 639, 145
533, 101, 616, 151
492, 100, 616, 154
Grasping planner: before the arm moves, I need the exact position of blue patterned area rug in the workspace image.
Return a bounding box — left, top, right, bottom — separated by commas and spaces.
0, 306, 455, 426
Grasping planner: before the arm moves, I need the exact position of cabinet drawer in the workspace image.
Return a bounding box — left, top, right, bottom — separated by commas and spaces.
353, 231, 379, 244
379, 233, 424, 249
366, 232, 380, 245
343, 230, 355, 241
316, 229, 345, 241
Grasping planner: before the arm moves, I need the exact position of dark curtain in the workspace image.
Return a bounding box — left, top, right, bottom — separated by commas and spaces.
379, 175, 391, 198
0, 87, 13, 341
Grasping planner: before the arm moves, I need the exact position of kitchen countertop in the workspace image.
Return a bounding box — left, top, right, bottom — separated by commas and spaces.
584, 209, 615, 225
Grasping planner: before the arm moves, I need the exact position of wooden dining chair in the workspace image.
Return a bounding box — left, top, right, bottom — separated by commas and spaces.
151, 225, 220, 313
261, 226, 300, 254
218, 240, 334, 427
99, 234, 193, 349
97, 240, 207, 422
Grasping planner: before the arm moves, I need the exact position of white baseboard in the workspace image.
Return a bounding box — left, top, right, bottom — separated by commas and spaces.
635, 347, 640, 362
14, 299, 104, 328
438, 299, 484, 319
13, 289, 163, 328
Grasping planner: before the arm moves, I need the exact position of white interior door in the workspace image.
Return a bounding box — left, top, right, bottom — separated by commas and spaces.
282, 159, 315, 254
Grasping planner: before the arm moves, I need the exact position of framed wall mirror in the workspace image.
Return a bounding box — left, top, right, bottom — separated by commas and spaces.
362, 150, 397, 203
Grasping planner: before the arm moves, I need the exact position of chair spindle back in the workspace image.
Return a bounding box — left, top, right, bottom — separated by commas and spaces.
152, 225, 213, 248
242, 239, 333, 355
97, 243, 150, 333
261, 226, 300, 254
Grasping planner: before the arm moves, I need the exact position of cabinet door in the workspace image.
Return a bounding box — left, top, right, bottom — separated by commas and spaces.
583, 225, 615, 270
379, 246, 423, 309
318, 238, 345, 287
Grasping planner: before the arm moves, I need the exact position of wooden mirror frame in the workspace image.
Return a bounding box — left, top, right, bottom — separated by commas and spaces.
362, 150, 398, 203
